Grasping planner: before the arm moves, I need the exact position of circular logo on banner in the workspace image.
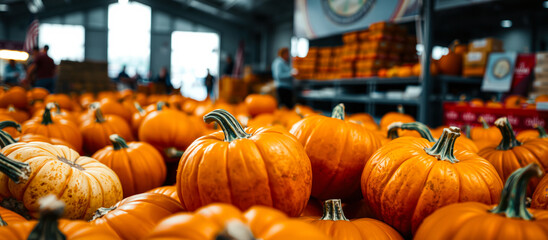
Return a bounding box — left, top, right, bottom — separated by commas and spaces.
492, 58, 511, 79
322, 0, 375, 24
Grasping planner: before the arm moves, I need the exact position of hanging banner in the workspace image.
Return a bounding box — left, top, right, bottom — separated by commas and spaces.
294, 0, 420, 39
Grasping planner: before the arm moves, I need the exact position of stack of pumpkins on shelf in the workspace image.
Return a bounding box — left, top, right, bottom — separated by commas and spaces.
0, 85, 547, 239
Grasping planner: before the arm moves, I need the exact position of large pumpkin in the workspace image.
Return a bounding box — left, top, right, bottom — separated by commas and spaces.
21, 105, 83, 153
0, 86, 27, 109
533, 173, 548, 209
469, 116, 502, 150
244, 94, 277, 117
147, 185, 178, 202
290, 104, 381, 200
301, 199, 403, 239
361, 127, 503, 237
478, 117, 548, 194
0, 121, 75, 150
92, 134, 166, 197
32, 103, 77, 124
145, 203, 330, 240
379, 105, 414, 131
0, 195, 118, 240
177, 109, 312, 217
0, 142, 123, 220
0, 206, 26, 225
91, 193, 184, 239
80, 107, 134, 154
415, 163, 548, 240
517, 125, 548, 142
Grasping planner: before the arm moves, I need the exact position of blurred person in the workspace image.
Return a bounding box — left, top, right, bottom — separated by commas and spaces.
23, 47, 41, 87
116, 65, 136, 90
271, 47, 294, 108
223, 55, 234, 76
32, 45, 56, 92
3, 60, 25, 86
155, 66, 173, 94
204, 68, 215, 99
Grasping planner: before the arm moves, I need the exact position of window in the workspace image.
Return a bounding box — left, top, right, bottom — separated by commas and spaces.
291, 37, 309, 58
108, 2, 151, 78
171, 31, 219, 100
38, 23, 85, 63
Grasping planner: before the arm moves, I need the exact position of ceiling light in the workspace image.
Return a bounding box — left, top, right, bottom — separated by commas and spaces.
0, 50, 29, 61
501, 20, 512, 28
118, 0, 129, 4
0, 4, 8, 12
544, 1, 548, 8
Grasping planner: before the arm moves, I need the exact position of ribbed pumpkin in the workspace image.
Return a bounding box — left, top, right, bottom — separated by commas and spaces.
145, 203, 330, 240
379, 105, 414, 131
0, 206, 26, 225
532, 173, 548, 209
0, 106, 29, 123
0, 142, 123, 220
26, 87, 49, 103
517, 125, 548, 142
147, 185, 178, 202
0, 86, 27, 109
361, 127, 503, 237
478, 117, 548, 195
0, 148, 30, 200
0, 120, 20, 142
80, 106, 134, 154
0, 195, 118, 240
32, 103, 77, 124
92, 134, 166, 197
0, 121, 75, 150
290, 104, 381, 200
387, 122, 479, 153
469, 117, 502, 150
130, 102, 148, 135
244, 94, 277, 117
347, 112, 375, 124
99, 98, 132, 124
415, 163, 548, 240
301, 199, 403, 240
44, 94, 74, 111
177, 109, 312, 217
21, 105, 83, 153
91, 193, 184, 239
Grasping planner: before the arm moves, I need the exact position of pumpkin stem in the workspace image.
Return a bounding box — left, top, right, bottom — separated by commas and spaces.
459, 94, 466, 102
478, 117, 489, 129
27, 195, 66, 240
109, 134, 129, 150
94, 107, 106, 123
294, 106, 305, 119
535, 125, 548, 138
387, 122, 436, 142
165, 147, 185, 159
0, 215, 6, 226
397, 104, 404, 114
0, 153, 29, 184
157, 101, 169, 111
216, 220, 256, 240
41, 103, 55, 125
0, 128, 18, 148
53, 102, 62, 114
424, 127, 460, 163
204, 109, 251, 142
0, 120, 21, 133
320, 199, 349, 221
465, 124, 472, 138
7, 105, 15, 113
495, 117, 521, 150
91, 206, 116, 221
331, 103, 345, 120
134, 102, 146, 115
489, 163, 543, 220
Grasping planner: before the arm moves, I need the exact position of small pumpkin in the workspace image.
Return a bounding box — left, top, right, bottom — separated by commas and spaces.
347, 112, 375, 125
177, 109, 312, 217
0, 121, 75, 150
0, 195, 118, 240
0, 120, 21, 141
147, 185, 178, 202
80, 106, 134, 154
505, 95, 527, 108
469, 116, 503, 150
44, 94, 75, 111
26, 88, 49, 103
91, 193, 184, 239
0, 86, 27, 109
478, 117, 548, 195
244, 94, 277, 117
415, 163, 548, 240
379, 104, 414, 131
361, 127, 503, 237
517, 125, 548, 142
0, 142, 123, 220
32, 103, 77, 124
99, 98, 132, 124
92, 134, 166, 197
130, 102, 148, 135
145, 203, 330, 240
301, 199, 403, 240
290, 104, 381, 200
438, 40, 463, 76
0, 105, 29, 123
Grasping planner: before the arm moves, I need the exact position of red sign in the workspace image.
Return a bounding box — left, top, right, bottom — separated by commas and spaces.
512, 53, 535, 89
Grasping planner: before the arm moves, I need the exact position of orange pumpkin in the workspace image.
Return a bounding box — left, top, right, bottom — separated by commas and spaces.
0, 149, 30, 200
469, 98, 484, 107
0, 122, 75, 150
347, 112, 375, 124
361, 127, 503, 237
300, 198, 323, 217
479, 117, 548, 195
130, 102, 148, 135
0, 206, 26, 225
80, 107, 134, 154
32, 103, 77, 124
517, 125, 548, 142
379, 104, 415, 131
98, 98, 132, 124
177, 109, 312, 217
301, 199, 403, 240
438, 41, 462, 75
415, 163, 548, 240
79, 93, 96, 109
0, 118, 20, 140
378, 68, 388, 78
533, 172, 548, 209
486, 97, 503, 108
21, 105, 83, 153
244, 94, 277, 117
92, 134, 166, 197
0, 142, 123, 220
273, 108, 304, 129
147, 185, 179, 202
146, 203, 330, 240
0, 106, 29, 123
91, 193, 184, 239
26, 87, 49, 103
536, 95, 548, 102
44, 94, 74, 111
430, 125, 448, 138
0, 195, 118, 240
0, 86, 27, 109
397, 65, 413, 77
469, 116, 503, 150
246, 113, 278, 128
290, 104, 381, 200
505, 95, 527, 108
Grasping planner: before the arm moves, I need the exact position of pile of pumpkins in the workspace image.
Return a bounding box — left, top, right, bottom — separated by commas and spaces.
0, 85, 547, 239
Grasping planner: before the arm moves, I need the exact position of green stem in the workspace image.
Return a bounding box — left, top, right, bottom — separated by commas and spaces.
0, 153, 30, 184
204, 109, 251, 142
157, 101, 169, 111
0, 121, 21, 133
91, 206, 116, 221
495, 117, 521, 150
7, 105, 15, 113
424, 127, 461, 163
41, 104, 54, 126
95, 107, 106, 123
0, 130, 17, 148
134, 102, 146, 115
0, 215, 6, 226
397, 104, 404, 114
465, 124, 471, 138
489, 163, 543, 220
216, 220, 256, 240
535, 125, 548, 138
479, 117, 489, 129
331, 103, 345, 120
54, 103, 62, 114
320, 199, 349, 221
27, 196, 66, 240
165, 147, 184, 159
387, 122, 436, 142
109, 134, 129, 150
